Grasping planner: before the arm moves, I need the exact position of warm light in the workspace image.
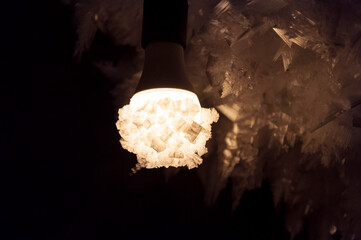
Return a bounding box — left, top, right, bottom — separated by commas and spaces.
116, 88, 219, 169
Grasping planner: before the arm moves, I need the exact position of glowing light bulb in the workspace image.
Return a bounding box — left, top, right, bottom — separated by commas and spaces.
116, 88, 219, 170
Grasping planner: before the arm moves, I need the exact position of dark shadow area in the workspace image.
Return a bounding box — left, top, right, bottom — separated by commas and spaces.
2, 1, 290, 239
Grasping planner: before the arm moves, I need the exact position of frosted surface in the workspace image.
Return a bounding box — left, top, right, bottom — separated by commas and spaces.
116, 88, 219, 170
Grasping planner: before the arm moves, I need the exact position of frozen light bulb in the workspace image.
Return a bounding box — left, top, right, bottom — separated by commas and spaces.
116, 88, 219, 169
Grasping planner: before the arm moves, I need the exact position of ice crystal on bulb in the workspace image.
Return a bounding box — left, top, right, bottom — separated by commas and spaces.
116, 88, 219, 169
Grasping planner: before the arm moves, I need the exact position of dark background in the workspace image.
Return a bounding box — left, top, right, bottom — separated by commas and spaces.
2, 1, 291, 239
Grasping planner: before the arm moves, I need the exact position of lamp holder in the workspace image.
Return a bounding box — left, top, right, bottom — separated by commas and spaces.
141, 0, 188, 49
136, 0, 193, 93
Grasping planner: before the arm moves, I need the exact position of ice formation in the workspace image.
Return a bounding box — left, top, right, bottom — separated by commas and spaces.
116, 88, 219, 170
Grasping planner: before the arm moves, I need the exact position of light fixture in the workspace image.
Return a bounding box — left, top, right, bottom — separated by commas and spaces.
116, 0, 219, 170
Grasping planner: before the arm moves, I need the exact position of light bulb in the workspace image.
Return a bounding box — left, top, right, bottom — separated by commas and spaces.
115, 0, 219, 170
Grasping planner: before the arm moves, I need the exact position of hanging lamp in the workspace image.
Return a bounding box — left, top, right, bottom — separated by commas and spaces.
116, 0, 219, 170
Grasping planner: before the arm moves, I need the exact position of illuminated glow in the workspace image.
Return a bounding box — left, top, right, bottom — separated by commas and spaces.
116, 88, 219, 169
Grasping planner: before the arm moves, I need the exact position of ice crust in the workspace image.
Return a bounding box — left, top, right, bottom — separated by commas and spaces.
116, 90, 219, 170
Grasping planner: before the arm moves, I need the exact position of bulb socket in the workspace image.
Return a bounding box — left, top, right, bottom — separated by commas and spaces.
141, 0, 188, 49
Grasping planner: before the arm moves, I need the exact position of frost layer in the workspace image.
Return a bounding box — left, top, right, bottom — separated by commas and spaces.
116, 88, 219, 169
